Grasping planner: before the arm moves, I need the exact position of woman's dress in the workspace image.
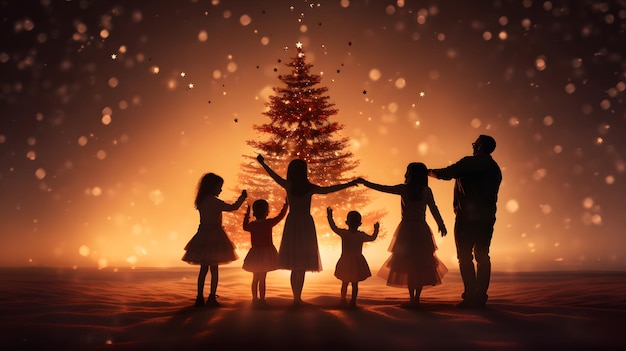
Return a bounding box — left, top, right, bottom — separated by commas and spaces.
278, 189, 322, 272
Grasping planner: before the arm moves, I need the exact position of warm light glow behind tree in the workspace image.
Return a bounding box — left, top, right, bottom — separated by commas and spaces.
229, 44, 386, 249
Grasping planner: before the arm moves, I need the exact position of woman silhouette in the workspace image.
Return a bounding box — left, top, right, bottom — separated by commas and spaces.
256, 155, 357, 306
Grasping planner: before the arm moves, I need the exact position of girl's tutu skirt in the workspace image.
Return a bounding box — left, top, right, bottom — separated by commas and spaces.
242, 246, 279, 273
181, 229, 238, 265
334, 253, 372, 283
377, 253, 448, 288
378, 219, 446, 287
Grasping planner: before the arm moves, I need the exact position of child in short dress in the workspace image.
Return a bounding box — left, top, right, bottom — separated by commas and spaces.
358, 162, 447, 308
327, 207, 379, 309
242, 198, 288, 307
182, 173, 247, 307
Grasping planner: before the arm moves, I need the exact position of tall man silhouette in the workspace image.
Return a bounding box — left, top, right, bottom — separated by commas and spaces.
429, 135, 502, 308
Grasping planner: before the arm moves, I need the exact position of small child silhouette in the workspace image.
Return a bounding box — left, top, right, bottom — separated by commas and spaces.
242, 198, 288, 308
182, 173, 247, 307
327, 207, 379, 309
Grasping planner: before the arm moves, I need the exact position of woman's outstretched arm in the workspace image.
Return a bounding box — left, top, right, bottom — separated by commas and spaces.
357, 177, 403, 195
256, 154, 286, 187
315, 179, 358, 195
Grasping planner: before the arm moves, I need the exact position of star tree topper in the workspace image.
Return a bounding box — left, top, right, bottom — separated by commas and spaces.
296, 42, 305, 57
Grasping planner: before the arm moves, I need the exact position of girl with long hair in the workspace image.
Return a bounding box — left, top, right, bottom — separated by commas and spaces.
358, 163, 448, 308
182, 173, 247, 307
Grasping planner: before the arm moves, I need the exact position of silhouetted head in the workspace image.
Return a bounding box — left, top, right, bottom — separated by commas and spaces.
252, 199, 269, 219
195, 173, 223, 208
473, 135, 496, 155
287, 159, 308, 181
286, 159, 311, 197
346, 210, 362, 228
405, 162, 428, 200
405, 162, 428, 185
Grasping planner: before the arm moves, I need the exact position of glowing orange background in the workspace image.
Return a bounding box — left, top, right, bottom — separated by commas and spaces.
0, 1, 623, 271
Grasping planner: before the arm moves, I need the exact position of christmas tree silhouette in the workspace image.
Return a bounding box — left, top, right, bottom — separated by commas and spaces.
228, 43, 386, 250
